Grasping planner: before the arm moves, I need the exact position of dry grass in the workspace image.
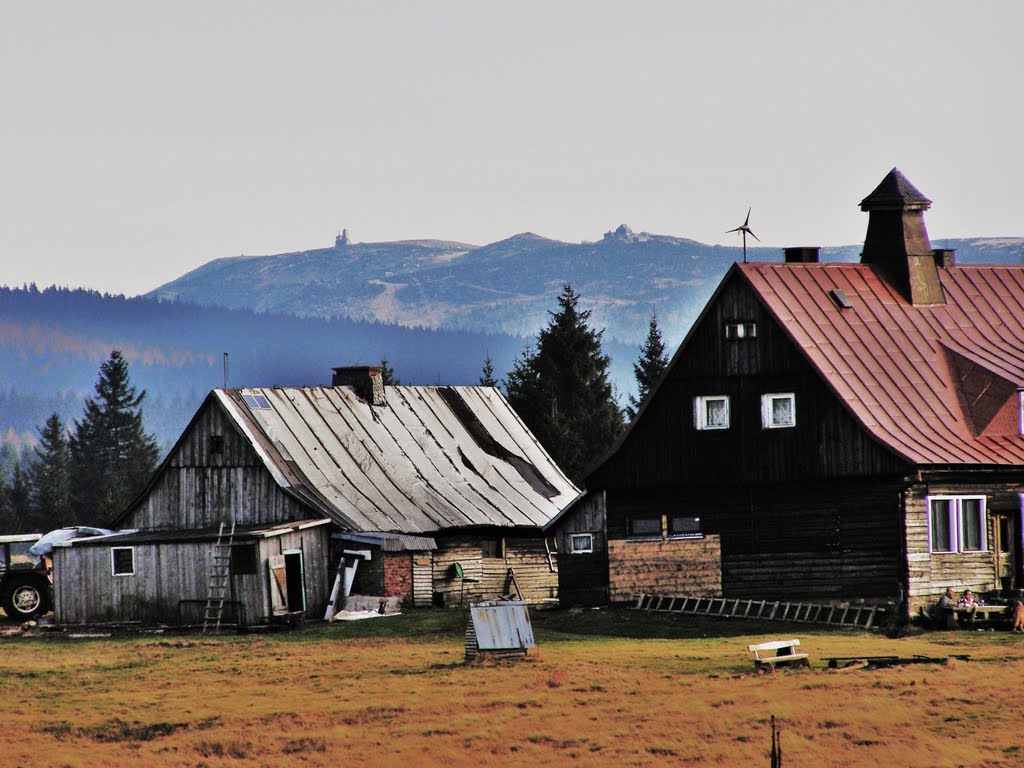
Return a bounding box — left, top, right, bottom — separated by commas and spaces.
2, 609, 1023, 767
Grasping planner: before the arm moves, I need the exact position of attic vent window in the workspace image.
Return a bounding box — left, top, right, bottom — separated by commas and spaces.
829, 289, 853, 309
724, 322, 757, 340
241, 393, 271, 410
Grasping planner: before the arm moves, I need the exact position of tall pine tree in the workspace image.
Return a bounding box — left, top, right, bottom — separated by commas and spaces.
69, 350, 160, 525
27, 412, 73, 530
505, 285, 623, 484
626, 311, 670, 420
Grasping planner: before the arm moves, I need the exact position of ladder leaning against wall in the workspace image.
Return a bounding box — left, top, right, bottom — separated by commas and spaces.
203, 521, 236, 634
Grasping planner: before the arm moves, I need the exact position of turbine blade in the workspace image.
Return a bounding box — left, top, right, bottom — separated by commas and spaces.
748, 230, 760, 242
743, 207, 751, 226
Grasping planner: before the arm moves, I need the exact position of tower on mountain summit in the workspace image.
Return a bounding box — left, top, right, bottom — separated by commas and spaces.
335, 229, 349, 248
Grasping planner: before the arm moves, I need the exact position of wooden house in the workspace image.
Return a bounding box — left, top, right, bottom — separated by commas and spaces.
554, 169, 1024, 615
52, 367, 578, 626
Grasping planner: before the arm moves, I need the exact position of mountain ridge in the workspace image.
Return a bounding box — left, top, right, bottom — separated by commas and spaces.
146, 228, 1023, 345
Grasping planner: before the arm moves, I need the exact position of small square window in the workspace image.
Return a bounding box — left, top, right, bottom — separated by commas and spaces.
762, 393, 796, 429
695, 395, 729, 430
209, 435, 225, 455
628, 516, 662, 539
230, 544, 259, 575
569, 533, 594, 554
111, 547, 135, 576
668, 515, 702, 538
481, 538, 505, 559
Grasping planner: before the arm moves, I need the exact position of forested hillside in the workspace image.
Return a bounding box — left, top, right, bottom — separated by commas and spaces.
0, 285, 586, 453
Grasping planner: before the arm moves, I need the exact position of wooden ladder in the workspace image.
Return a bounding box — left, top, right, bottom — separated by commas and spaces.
203, 521, 236, 634
634, 593, 884, 630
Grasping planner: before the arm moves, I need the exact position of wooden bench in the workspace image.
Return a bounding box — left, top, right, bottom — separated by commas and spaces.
748, 639, 810, 671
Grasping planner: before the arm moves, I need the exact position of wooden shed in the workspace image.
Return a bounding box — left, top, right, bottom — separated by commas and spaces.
559, 169, 1024, 616
53, 367, 578, 626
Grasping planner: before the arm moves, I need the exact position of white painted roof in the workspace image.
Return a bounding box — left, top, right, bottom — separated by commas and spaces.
216, 385, 578, 534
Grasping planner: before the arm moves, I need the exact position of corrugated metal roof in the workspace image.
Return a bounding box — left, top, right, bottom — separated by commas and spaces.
739, 262, 1024, 466
216, 385, 578, 534
333, 531, 437, 552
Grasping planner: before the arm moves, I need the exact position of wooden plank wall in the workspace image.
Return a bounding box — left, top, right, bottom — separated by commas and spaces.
431, 532, 557, 606
125, 401, 312, 530
412, 554, 433, 607
53, 526, 331, 626
589, 275, 907, 490
607, 536, 722, 603
553, 493, 609, 606
904, 481, 1014, 613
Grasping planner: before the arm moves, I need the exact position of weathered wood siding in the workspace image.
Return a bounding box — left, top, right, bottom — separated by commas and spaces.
608, 536, 722, 603
256, 528, 332, 622
53, 526, 330, 626
124, 400, 312, 530
553, 492, 609, 606
431, 532, 557, 606
604, 482, 903, 602
590, 274, 908, 490
904, 480, 1019, 613
412, 554, 433, 607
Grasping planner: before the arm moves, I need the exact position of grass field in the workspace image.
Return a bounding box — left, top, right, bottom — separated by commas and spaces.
2, 609, 1022, 767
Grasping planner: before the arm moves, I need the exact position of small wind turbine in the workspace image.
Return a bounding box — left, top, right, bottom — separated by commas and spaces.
727, 207, 760, 264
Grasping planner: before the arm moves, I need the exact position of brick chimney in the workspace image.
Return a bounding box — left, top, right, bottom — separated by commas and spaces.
860, 168, 945, 306
332, 365, 386, 406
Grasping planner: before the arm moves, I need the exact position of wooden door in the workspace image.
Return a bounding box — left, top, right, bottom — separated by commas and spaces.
993, 513, 1018, 590
269, 554, 288, 615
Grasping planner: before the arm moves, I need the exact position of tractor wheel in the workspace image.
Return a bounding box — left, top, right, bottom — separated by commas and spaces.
2, 579, 51, 620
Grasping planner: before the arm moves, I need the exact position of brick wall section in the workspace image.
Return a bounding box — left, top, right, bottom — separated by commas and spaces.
608, 536, 722, 603
382, 552, 414, 605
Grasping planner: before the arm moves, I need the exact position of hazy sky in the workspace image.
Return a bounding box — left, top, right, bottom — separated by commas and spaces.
2, 2, 1021, 297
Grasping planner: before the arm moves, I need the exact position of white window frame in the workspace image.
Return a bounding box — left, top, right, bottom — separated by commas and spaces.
1018, 390, 1023, 435
761, 392, 796, 429
694, 395, 730, 431
569, 533, 594, 554
724, 322, 757, 340
927, 495, 987, 554
111, 546, 135, 577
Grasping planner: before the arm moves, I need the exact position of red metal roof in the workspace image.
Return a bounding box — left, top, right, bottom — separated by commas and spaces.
738, 262, 1024, 466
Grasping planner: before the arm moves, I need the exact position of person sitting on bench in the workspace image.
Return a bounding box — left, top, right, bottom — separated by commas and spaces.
1012, 600, 1024, 633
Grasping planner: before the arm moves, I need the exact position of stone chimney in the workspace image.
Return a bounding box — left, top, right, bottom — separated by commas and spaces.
332, 365, 386, 406
859, 168, 944, 306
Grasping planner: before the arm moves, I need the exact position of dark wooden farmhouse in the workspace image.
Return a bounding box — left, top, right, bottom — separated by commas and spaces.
553, 169, 1024, 615
52, 367, 578, 626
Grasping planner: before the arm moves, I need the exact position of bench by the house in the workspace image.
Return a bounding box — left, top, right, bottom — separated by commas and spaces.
748, 639, 810, 671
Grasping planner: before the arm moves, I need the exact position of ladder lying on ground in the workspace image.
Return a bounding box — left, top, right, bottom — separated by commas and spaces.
635, 593, 885, 630
203, 521, 236, 634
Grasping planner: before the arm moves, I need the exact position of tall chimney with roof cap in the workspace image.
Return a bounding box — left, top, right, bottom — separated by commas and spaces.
859, 168, 945, 306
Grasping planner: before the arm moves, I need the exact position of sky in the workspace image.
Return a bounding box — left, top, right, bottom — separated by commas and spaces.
2, 2, 1022, 297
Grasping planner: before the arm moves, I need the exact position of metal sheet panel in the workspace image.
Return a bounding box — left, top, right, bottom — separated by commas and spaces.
470, 601, 536, 650
740, 263, 1024, 466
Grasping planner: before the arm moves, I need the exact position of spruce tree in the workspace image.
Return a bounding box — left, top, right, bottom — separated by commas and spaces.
505, 284, 623, 483
626, 311, 670, 420
379, 357, 400, 385
28, 413, 73, 530
479, 354, 498, 387
69, 350, 160, 525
